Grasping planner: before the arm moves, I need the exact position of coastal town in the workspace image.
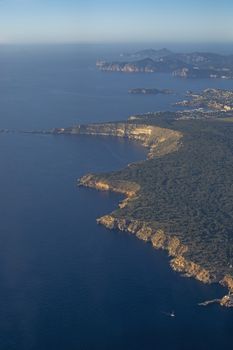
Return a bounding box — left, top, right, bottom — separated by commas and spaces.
175, 88, 233, 111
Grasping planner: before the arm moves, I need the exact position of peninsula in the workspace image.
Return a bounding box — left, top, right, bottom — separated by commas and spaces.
97, 48, 233, 79
175, 88, 233, 111
52, 88, 233, 307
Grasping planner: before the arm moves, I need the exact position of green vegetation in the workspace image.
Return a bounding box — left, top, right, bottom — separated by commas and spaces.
68, 88, 233, 289
96, 118, 233, 279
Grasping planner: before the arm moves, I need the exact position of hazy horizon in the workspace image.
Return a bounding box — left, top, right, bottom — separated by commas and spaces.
0, 42, 233, 56
0, 0, 233, 44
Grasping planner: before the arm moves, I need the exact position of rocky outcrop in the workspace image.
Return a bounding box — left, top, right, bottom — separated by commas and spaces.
96, 59, 159, 73
173, 67, 190, 78
96, 215, 215, 283
221, 275, 233, 292
219, 294, 233, 307
53, 123, 183, 159
74, 121, 233, 308
167, 237, 188, 257
170, 256, 215, 284
199, 293, 233, 308
96, 214, 207, 279
78, 171, 233, 307
79, 174, 140, 198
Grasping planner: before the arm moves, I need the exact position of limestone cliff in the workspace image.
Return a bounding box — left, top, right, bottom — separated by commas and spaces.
96, 59, 157, 73
96, 215, 214, 283
221, 275, 233, 292
73, 120, 232, 308
79, 174, 140, 199
170, 256, 214, 283
97, 215, 216, 283
77, 140, 233, 307
98, 214, 233, 307
53, 123, 182, 159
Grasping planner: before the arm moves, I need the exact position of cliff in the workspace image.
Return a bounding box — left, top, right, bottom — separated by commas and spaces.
78, 174, 216, 285
96, 58, 160, 73
79, 174, 140, 199
64, 118, 233, 308
78, 173, 233, 307
95, 213, 217, 285
53, 122, 183, 159
94, 213, 215, 284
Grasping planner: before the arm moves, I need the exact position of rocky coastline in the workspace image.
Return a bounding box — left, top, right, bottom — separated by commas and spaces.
52, 122, 183, 159
96, 49, 233, 79
79, 174, 233, 308
51, 117, 233, 308
72, 117, 233, 308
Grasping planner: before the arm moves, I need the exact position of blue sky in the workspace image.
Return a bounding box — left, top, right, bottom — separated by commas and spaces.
0, 0, 232, 43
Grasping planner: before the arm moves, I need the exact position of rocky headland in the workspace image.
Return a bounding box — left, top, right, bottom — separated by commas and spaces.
53, 122, 182, 159
79, 173, 233, 308
53, 115, 233, 308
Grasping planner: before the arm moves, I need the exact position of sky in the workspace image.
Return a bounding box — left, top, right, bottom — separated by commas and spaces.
0, 0, 233, 44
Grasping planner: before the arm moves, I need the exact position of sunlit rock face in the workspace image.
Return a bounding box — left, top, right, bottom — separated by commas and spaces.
53, 122, 183, 159
70, 119, 233, 307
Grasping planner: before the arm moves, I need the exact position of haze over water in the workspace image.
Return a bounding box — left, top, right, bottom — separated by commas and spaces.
0, 44, 233, 349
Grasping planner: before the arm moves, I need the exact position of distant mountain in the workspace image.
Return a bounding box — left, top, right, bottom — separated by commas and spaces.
127, 48, 173, 60
97, 49, 233, 79
97, 57, 190, 73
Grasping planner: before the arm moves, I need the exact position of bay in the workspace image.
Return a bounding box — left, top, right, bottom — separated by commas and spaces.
0, 44, 233, 350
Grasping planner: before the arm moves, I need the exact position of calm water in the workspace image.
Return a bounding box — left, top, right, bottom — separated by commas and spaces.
0, 45, 233, 350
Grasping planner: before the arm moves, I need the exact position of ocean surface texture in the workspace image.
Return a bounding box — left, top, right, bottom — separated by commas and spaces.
0, 45, 233, 350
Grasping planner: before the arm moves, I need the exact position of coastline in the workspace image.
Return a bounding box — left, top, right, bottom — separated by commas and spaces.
75, 121, 233, 308
79, 171, 233, 308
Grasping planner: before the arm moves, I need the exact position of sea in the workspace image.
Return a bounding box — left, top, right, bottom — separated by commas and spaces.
0, 44, 233, 350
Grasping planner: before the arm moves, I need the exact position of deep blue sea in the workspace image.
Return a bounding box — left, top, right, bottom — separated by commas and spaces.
0, 44, 233, 350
